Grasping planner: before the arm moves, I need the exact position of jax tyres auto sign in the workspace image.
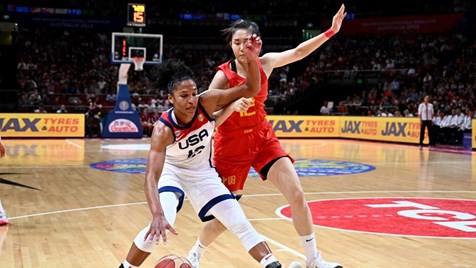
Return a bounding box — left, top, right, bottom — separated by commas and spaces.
0, 113, 85, 137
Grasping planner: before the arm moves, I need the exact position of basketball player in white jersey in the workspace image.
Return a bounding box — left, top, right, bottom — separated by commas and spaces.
120, 35, 285, 268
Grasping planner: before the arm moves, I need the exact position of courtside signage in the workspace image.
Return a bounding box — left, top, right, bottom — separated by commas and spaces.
267, 116, 339, 138
0, 113, 85, 137
340, 117, 428, 143
267, 115, 430, 144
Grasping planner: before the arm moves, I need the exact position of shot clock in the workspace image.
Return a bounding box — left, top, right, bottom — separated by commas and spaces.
127, 3, 146, 27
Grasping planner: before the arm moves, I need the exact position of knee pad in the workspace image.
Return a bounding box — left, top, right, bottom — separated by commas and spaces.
133, 226, 157, 253
209, 200, 264, 251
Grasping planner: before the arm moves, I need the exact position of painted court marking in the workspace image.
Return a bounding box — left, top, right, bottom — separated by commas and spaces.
8, 190, 476, 258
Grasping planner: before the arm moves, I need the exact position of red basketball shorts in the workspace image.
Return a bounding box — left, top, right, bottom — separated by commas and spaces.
213, 121, 293, 191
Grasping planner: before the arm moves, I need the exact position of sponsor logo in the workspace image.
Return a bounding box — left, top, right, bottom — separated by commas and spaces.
0, 114, 84, 137
108, 119, 139, 133
0, 118, 40, 132
269, 119, 303, 133
278, 197, 476, 238
119, 101, 130, 111
381, 122, 408, 136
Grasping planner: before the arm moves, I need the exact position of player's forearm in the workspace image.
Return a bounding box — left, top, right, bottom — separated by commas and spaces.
214, 106, 234, 126
244, 59, 261, 97
295, 34, 329, 59
144, 174, 163, 216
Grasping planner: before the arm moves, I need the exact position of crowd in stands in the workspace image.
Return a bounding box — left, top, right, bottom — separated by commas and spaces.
13, 7, 475, 142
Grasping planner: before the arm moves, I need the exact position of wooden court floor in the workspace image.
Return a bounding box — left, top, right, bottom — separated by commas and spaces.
0, 138, 475, 268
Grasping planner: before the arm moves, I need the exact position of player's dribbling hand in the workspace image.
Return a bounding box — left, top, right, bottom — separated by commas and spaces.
145, 213, 178, 245
229, 97, 252, 112
330, 4, 347, 33
244, 34, 262, 60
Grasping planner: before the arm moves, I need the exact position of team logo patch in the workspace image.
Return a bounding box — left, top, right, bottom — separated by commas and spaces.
277, 197, 476, 238
90, 158, 147, 174
198, 114, 204, 122
119, 100, 129, 111
248, 159, 375, 178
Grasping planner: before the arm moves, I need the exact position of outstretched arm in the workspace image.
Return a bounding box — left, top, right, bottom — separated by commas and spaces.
143, 123, 178, 245
201, 35, 262, 114
261, 4, 347, 73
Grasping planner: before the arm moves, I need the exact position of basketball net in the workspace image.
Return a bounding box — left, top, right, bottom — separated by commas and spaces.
132, 57, 145, 71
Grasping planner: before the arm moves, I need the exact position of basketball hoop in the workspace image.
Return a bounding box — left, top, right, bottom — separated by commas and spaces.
132, 57, 145, 71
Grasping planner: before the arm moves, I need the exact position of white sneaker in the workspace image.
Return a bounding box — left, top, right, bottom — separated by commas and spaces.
0, 208, 8, 225
0, 201, 8, 225
288, 261, 305, 268
307, 258, 343, 268
187, 250, 201, 268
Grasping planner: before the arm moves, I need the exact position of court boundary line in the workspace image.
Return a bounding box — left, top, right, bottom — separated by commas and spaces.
10, 190, 475, 220
7, 190, 476, 258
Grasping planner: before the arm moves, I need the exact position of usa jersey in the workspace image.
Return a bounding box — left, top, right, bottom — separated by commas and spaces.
159, 102, 215, 171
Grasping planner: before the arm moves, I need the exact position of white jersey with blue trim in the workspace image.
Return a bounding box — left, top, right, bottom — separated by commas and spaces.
159, 102, 215, 171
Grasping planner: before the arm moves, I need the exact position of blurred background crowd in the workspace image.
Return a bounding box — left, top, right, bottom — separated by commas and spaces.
1, 0, 475, 141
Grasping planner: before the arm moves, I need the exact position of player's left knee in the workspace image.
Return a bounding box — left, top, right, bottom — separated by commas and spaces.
288, 188, 307, 207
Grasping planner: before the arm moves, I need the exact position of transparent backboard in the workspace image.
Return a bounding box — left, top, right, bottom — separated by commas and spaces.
111, 32, 163, 65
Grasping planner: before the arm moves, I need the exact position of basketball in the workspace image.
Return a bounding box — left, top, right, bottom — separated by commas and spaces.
154, 254, 192, 268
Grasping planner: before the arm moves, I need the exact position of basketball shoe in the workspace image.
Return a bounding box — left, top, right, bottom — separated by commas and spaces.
265, 261, 282, 268
0, 202, 8, 225
306, 258, 343, 268
187, 250, 201, 268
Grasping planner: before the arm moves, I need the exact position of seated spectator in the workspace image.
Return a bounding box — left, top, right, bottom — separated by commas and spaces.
460, 110, 473, 132
433, 111, 446, 144
56, 105, 68, 113
403, 109, 414, 117
337, 101, 347, 115
106, 92, 116, 103
34, 104, 47, 113
377, 109, 387, 117
320, 101, 330, 115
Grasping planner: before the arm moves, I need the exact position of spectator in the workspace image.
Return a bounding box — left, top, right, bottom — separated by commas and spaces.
34, 104, 47, 113
56, 104, 68, 113
320, 101, 330, 115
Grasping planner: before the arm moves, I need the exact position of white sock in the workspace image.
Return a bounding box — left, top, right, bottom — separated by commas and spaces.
122, 260, 138, 268
300, 233, 320, 262
259, 253, 278, 267
192, 239, 207, 257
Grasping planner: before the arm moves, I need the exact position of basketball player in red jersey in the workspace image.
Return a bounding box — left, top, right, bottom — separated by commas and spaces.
120, 36, 290, 268
189, 5, 347, 268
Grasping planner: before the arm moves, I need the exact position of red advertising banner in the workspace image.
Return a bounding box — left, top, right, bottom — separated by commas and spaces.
342, 13, 464, 35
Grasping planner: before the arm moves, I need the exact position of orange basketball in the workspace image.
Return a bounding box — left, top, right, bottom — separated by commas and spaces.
155, 254, 192, 268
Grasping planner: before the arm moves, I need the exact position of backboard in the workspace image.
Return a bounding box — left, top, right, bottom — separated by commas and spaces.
111, 32, 163, 65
